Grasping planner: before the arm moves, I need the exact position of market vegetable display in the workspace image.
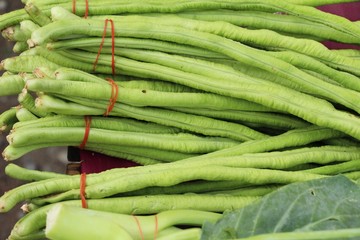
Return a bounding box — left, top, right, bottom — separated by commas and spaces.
1, 0, 360, 239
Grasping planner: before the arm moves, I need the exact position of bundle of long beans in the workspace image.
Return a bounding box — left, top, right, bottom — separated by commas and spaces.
1, 0, 360, 239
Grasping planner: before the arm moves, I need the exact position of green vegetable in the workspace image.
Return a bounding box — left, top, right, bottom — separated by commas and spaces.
46, 205, 220, 240
201, 175, 360, 239
11, 194, 256, 239
0, 107, 18, 133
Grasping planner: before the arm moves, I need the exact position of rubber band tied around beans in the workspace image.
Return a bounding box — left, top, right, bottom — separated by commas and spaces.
93, 19, 116, 76
80, 173, 87, 208
133, 215, 145, 240
104, 78, 119, 116
72, 0, 89, 19
79, 115, 92, 149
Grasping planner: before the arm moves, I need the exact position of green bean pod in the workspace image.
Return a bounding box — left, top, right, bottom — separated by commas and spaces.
0, 107, 18, 133
0, 74, 25, 97
10, 194, 257, 239
36, 94, 269, 142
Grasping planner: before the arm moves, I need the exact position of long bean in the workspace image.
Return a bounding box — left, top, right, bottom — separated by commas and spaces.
3, 143, 161, 165
36, 94, 269, 142
266, 50, 360, 92
85, 144, 197, 163
30, 145, 360, 204
34, 93, 346, 157
13, 41, 29, 53
107, 22, 360, 104
33, 47, 360, 141
160, 10, 359, 43
0, 55, 60, 73
70, 15, 360, 76
0, 107, 18, 133
12, 115, 182, 134
17, 90, 52, 117
170, 107, 309, 131
304, 159, 360, 175
1, 25, 28, 42
5, 163, 66, 181
48, 36, 226, 59
3, 0, 360, 36
15, 107, 38, 122
0, 164, 325, 213
25, 78, 275, 111
0, 74, 24, 97
7, 127, 238, 153
54, 67, 204, 94
10, 194, 257, 240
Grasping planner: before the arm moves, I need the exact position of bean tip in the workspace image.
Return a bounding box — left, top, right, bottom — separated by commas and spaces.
5, 134, 13, 144
2, 151, 11, 162
46, 43, 53, 50
0, 198, 9, 213
27, 39, 36, 48
20, 204, 30, 213
1, 27, 14, 41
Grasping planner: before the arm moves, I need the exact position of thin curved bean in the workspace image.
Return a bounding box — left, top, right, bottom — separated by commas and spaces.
266, 50, 360, 92
304, 159, 360, 175
171, 107, 309, 131
5, 163, 66, 181
48, 37, 226, 59
163, 10, 359, 44
12, 115, 182, 134
25, 78, 277, 112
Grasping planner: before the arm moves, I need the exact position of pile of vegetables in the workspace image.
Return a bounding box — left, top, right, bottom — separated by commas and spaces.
1, 0, 360, 239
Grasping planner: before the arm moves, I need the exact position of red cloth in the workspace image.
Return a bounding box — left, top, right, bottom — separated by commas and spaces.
79, 2, 360, 173
318, 2, 360, 49
80, 150, 139, 174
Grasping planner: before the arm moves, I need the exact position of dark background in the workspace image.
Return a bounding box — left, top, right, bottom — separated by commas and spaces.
0, 1, 67, 238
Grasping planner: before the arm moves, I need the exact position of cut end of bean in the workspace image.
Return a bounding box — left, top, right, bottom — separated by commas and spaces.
2, 148, 13, 161
33, 68, 46, 78
21, 203, 30, 213
0, 199, 7, 213
2, 152, 8, 161
46, 43, 54, 50
27, 39, 36, 48
1, 27, 14, 40
6, 133, 14, 144
0, 125, 6, 133
18, 88, 28, 102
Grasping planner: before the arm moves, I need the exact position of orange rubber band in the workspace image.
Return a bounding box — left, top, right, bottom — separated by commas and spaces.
133, 215, 145, 240
104, 78, 119, 116
72, 0, 89, 18
93, 19, 116, 75
72, 0, 76, 14
84, 0, 89, 19
80, 173, 88, 208
79, 115, 92, 149
154, 214, 159, 240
